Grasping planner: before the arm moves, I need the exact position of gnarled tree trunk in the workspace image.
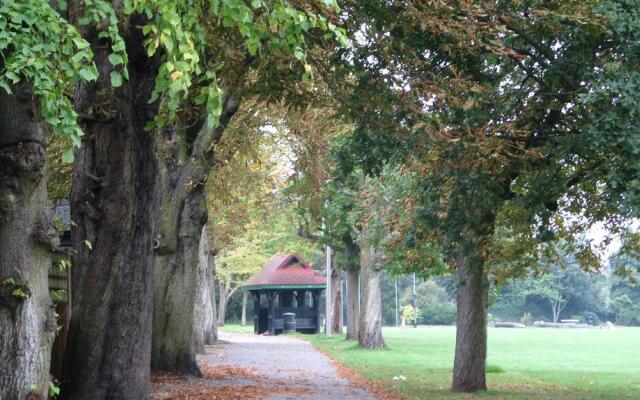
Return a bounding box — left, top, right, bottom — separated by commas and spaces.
152, 159, 208, 375
151, 88, 240, 375
0, 84, 56, 399
452, 246, 489, 392
357, 230, 384, 349
62, 17, 160, 399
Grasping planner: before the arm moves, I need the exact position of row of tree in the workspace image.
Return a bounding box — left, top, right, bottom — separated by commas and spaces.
279, 0, 640, 393
2, 0, 640, 398
0, 1, 347, 398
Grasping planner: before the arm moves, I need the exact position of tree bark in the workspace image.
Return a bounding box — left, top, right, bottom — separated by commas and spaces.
343, 234, 359, 340
193, 226, 217, 354
357, 231, 384, 349
151, 87, 240, 374
451, 247, 489, 392
345, 265, 359, 340
209, 252, 218, 342
331, 268, 342, 333
0, 84, 56, 399
241, 291, 248, 326
62, 16, 160, 400
151, 158, 207, 375
217, 280, 229, 326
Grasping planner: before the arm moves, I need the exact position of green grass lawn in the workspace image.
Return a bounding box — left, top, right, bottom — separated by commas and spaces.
305, 326, 640, 399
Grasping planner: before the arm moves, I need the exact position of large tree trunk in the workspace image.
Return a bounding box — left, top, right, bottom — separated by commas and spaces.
241, 291, 248, 326
452, 248, 489, 392
151, 158, 207, 375
193, 226, 217, 353
331, 268, 342, 333
343, 234, 359, 340
152, 87, 240, 374
62, 17, 160, 399
357, 232, 384, 349
0, 84, 56, 399
344, 265, 359, 340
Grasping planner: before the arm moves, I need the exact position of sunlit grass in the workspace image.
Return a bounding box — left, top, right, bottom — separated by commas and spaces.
305, 326, 640, 399
218, 324, 254, 334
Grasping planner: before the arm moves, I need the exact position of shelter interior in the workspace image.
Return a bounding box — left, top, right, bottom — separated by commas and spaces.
249, 289, 322, 334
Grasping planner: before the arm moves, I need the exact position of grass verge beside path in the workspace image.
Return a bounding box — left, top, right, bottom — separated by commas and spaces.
305, 326, 640, 400
218, 324, 254, 334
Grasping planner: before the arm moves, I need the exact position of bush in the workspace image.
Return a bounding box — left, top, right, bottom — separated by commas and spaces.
401, 305, 420, 326
420, 302, 456, 325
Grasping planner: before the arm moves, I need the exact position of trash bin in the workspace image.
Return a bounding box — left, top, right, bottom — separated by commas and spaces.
283, 312, 296, 334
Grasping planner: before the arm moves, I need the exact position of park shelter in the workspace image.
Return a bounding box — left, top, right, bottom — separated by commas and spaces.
241, 253, 325, 335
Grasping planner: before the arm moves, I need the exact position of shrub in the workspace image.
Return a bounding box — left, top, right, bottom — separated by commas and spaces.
420, 302, 456, 325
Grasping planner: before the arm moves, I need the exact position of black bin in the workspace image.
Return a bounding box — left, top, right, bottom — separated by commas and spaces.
283, 312, 296, 334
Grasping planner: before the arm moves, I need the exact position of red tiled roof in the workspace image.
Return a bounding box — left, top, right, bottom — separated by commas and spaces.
241, 253, 325, 289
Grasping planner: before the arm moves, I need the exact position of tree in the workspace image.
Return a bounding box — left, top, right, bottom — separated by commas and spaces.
0, 2, 100, 396
53, 0, 348, 396
0, 84, 57, 400
525, 273, 569, 323
193, 227, 217, 351
401, 279, 457, 326
327, 0, 640, 392
608, 234, 640, 326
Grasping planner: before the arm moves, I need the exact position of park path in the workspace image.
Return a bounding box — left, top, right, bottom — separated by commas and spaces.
200, 331, 378, 400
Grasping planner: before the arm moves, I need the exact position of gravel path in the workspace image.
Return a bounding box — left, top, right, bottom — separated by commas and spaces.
201, 332, 377, 400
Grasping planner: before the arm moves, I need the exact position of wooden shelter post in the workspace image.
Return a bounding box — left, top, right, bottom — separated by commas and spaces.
252, 291, 259, 334
312, 290, 321, 334
267, 291, 275, 335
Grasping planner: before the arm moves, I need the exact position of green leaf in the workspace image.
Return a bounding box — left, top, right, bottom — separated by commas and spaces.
108, 53, 124, 66
72, 37, 90, 49
78, 68, 98, 82
207, 113, 218, 128
246, 38, 259, 56
110, 71, 123, 87
61, 148, 74, 164
84, 240, 93, 250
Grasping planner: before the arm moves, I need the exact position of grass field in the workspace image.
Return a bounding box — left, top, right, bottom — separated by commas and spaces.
303, 326, 640, 399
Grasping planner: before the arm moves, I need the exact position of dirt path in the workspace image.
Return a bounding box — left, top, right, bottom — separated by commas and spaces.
200, 332, 378, 399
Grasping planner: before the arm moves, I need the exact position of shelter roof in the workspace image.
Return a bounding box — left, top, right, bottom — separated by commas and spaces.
241, 253, 325, 290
